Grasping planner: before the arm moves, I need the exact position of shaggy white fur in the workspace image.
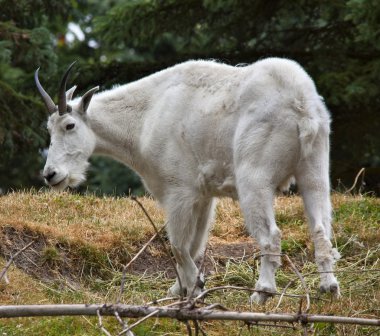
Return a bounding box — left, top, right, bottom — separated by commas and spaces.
42, 58, 340, 303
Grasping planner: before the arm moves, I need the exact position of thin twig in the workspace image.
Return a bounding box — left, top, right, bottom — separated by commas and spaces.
274, 278, 297, 312
118, 309, 160, 336
146, 297, 178, 305
194, 284, 305, 302
117, 227, 165, 304
188, 245, 208, 301
0, 241, 34, 283
194, 319, 208, 336
114, 311, 126, 328
204, 303, 228, 311
161, 300, 191, 309
114, 311, 135, 336
302, 324, 308, 336
184, 320, 193, 336
306, 268, 380, 275
3, 273, 9, 285
346, 167, 365, 194
97, 309, 113, 336
194, 320, 200, 336
131, 196, 183, 298
283, 254, 310, 313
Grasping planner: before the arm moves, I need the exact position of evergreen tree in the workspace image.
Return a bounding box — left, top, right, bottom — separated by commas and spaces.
1, 0, 379, 194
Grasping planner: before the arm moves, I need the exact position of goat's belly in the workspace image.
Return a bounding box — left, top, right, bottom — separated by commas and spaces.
197, 161, 238, 199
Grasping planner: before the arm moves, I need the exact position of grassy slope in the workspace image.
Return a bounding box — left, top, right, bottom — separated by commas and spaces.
0, 191, 379, 335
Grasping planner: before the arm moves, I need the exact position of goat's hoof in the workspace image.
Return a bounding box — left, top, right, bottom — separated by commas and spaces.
319, 282, 341, 298
168, 283, 205, 298
250, 286, 275, 305
168, 282, 184, 297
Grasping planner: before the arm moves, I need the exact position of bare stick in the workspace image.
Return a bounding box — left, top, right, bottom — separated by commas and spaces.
193, 319, 207, 336
0, 241, 34, 283
131, 196, 183, 298
194, 285, 302, 302
114, 311, 125, 328
3, 273, 9, 285
114, 311, 135, 336
117, 226, 165, 304
1, 304, 380, 326
188, 245, 208, 301
302, 323, 308, 336
184, 320, 192, 336
283, 254, 310, 313
346, 167, 365, 194
274, 278, 297, 312
97, 309, 113, 336
204, 303, 228, 311
305, 268, 380, 275
118, 309, 159, 336
146, 297, 178, 305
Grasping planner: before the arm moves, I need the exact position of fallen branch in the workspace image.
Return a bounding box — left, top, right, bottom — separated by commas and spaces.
0, 240, 34, 283
0, 304, 379, 327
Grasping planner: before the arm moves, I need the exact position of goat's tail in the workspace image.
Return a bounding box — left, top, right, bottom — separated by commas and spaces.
294, 96, 330, 159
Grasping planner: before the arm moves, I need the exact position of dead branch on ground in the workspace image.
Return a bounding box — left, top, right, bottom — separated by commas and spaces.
0, 240, 34, 283
0, 304, 379, 327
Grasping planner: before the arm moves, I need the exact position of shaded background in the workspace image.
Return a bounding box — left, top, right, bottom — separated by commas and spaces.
0, 0, 379, 196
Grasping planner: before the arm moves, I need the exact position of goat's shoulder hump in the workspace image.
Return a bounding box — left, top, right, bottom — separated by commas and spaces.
253, 57, 310, 78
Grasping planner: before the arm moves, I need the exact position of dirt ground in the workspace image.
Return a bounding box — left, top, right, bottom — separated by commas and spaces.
0, 226, 259, 284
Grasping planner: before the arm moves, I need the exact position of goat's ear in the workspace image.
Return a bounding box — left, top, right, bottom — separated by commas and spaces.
78, 86, 99, 114
66, 85, 77, 101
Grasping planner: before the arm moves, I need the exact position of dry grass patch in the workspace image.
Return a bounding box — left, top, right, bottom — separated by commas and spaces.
0, 191, 379, 335
0, 190, 164, 250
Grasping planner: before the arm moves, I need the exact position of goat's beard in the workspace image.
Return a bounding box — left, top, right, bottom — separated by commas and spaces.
67, 161, 90, 188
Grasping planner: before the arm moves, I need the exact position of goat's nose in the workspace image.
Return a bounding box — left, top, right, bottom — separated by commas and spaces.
44, 171, 56, 182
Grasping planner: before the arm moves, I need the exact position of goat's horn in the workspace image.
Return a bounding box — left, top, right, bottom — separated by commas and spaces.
34, 68, 56, 114
58, 61, 76, 115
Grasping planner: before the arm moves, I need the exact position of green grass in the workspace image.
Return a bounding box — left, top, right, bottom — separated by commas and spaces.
0, 192, 379, 335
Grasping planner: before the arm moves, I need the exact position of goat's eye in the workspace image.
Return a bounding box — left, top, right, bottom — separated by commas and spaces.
66, 123, 75, 130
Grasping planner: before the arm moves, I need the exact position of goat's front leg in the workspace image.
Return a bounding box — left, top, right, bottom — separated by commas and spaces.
169, 244, 204, 297
169, 198, 215, 296
164, 193, 206, 297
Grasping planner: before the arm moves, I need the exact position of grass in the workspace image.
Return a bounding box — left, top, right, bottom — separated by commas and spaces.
0, 190, 379, 335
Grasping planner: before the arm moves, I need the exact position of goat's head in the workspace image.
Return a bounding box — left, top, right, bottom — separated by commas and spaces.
35, 62, 99, 190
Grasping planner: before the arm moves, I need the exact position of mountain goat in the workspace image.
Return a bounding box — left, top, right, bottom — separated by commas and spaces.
35, 58, 340, 304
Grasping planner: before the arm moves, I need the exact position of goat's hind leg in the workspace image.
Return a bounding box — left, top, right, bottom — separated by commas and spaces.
296, 163, 340, 297
236, 170, 282, 304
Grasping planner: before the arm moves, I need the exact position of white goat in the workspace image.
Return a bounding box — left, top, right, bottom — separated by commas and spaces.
35, 58, 340, 304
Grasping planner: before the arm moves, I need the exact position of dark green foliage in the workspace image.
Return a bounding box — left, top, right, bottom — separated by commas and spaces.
1, 0, 379, 194
82, 156, 145, 196
0, 81, 47, 190
93, 0, 380, 192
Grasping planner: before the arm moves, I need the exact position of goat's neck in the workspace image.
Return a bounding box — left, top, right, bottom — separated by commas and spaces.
86, 83, 150, 172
